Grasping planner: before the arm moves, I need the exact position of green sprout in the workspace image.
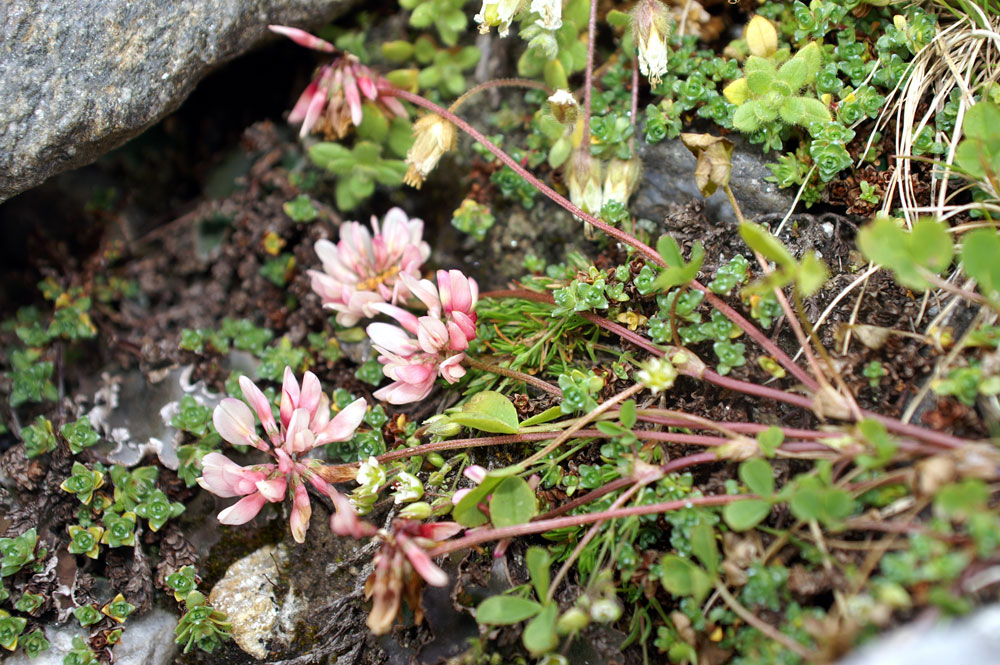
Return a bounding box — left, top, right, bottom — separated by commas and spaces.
14, 592, 44, 615
60, 417, 100, 455
101, 593, 136, 623
100, 511, 137, 548
73, 605, 103, 628
0, 610, 27, 651
64, 636, 98, 665
19, 629, 49, 659
67, 526, 103, 559
0, 529, 45, 577
22, 416, 57, 458
174, 591, 232, 654
60, 462, 105, 506
165, 566, 199, 602
134, 489, 184, 532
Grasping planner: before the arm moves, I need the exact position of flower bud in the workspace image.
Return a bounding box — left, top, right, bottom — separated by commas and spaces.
631, 0, 671, 85
602, 156, 642, 207
589, 597, 623, 623
637, 357, 678, 394
548, 89, 579, 126
566, 147, 603, 217
398, 501, 433, 520
424, 414, 462, 437
427, 452, 446, 468
405, 114, 457, 189
556, 607, 590, 634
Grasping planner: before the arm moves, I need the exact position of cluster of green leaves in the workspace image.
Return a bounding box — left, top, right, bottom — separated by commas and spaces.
308, 140, 408, 211
451, 198, 496, 241
166, 568, 233, 653
180, 317, 274, 356
0, 529, 47, 579
383, 36, 480, 99
517, 0, 590, 89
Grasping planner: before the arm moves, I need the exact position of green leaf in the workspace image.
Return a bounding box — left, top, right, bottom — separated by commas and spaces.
747, 71, 774, 97
961, 229, 1000, 298
652, 236, 705, 291
690, 523, 719, 575
756, 426, 784, 457
739, 458, 775, 496
453, 476, 503, 527
522, 603, 559, 656
357, 103, 389, 143
955, 101, 1000, 179
489, 476, 538, 528
858, 216, 954, 291
526, 547, 551, 600
519, 406, 564, 428
790, 42, 822, 84
732, 103, 760, 133
797, 97, 832, 127
779, 96, 806, 125
449, 391, 519, 433
544, 59, 569, 91
723, 499, 772, 531
797, 251, 829, 296
659, 555, 713, 603
476, 595, 543, 625
777, 57, 809, 90
308, 142, 352, 170
381, 40, 414, 62
739, 222, 795, 268
620, 400, 636, 429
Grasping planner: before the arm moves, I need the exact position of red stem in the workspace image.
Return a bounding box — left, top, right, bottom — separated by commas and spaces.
582, 0, 598, 148
428, 494, 748, 556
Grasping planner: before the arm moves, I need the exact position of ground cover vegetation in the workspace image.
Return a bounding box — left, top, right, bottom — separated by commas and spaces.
1, 0, 999, 662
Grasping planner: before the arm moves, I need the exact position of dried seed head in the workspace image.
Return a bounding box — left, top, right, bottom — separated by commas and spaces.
405, 114, 457, 189
631, 0, 672, 85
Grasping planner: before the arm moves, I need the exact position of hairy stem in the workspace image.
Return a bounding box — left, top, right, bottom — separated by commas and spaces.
449, 78, 552, 114
714, 583, 814, 660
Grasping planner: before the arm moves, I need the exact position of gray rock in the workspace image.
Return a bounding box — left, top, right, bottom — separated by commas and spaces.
0, 0, 359, 203
633, 136, 795, 224
837, 605, 1000, 665
4, 608, 177, 665
208, 544, 304, 660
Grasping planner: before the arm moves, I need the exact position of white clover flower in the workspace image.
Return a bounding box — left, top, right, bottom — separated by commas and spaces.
631, 0, 672, 85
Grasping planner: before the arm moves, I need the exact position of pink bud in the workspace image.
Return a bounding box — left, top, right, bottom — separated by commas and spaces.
268, 25, 336, 52
289, 482, 312, 544
398, 532, 449, 587
239, 376, 279, 443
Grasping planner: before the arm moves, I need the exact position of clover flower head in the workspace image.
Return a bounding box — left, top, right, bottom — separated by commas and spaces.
365, 270, 479, 405
199, 367, 367, 543
269, 25, 407, 139
636, 357, 678, 394
309, 208, 431, 327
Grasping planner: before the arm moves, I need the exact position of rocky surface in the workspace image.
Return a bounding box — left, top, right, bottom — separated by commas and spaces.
633, 136, 795, 225
4, 608, 178, 665
208, 544, 301, 659
0, 0, 360, 203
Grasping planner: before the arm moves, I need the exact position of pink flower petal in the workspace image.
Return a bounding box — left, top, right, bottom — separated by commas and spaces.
398, 533, 449, 587
239, 376, 280, 443
446, 321, 469, 351
357, 71, 378, 100
416, 316, 449, 354
343, 68, 363, 126
289, 80, 319, 123
289, 482, 312, 544
315, 397, 367, 445
464, 465, 487, 484
284, 408, 316, 454
280, 366, 301, 430
301, 84, 328, 137
256, 477, 288, 502
213, 398, 264, 450
217, 492, 268, 525
299, 371, 323, 422
416, 522, 463, 541
198, 453, 264, 498
370, 303, 420, 334
367, 322, 420, 357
